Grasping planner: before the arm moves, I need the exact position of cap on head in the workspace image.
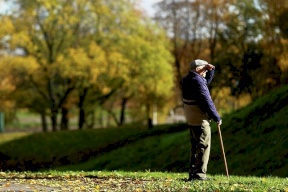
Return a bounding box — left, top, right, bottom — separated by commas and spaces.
190, 59, 208, 70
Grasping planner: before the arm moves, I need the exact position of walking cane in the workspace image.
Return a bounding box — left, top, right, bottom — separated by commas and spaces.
217, 124, 229, 178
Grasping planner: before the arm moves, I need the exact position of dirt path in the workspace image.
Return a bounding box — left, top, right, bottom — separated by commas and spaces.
0, 176, 154, 192
0, 181, 61, 191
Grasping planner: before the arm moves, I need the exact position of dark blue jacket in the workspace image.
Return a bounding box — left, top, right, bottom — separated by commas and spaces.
181, 69, 221, 123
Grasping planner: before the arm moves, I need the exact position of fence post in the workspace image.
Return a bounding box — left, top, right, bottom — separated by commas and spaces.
0, 112, 4, 133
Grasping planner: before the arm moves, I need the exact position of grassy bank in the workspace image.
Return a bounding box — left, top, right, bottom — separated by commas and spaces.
0, 123, 187, 171
54, 85, 288, 177
0, 85, 288, 178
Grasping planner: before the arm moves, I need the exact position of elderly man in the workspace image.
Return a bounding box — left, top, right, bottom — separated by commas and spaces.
181, 59, 222, 181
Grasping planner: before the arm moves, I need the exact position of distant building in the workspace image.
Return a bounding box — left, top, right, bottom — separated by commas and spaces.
166, 106, 186, 123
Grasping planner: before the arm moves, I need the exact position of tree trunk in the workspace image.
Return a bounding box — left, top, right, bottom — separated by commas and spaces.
79, 107, 85, 129
40, 111, 48, 132
51, 109, 58, 132
146, 104, 153, 129
60, 106, 69, 130
107, 109, 120, 126
148, 118, 153, 129
78, 88, 88, 130
98, 109, 104, 128
119, 97, 128, 126
86, 110, 95, 129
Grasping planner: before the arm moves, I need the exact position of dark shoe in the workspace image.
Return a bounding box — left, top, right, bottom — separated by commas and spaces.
187, 177, 193, 181
187, 175, 193, 181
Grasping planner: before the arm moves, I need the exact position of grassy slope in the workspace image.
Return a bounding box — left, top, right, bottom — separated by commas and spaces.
0, 85, 288, 177
56, 85, 288, 177
0, 123, 186, 171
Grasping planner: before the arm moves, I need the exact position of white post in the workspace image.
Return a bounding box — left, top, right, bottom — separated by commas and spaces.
153, 104, 157, 125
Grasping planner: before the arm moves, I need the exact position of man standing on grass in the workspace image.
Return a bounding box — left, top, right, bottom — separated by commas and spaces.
181, 59, 222, 181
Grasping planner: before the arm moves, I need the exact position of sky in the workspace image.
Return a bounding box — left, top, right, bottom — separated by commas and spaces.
139, 0, 161, 17
0, 0, 13, 14
0, 0, 161, 16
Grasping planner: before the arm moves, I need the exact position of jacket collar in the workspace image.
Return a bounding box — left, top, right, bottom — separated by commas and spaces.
189, 70, 203, 78
189, 70, 207, 82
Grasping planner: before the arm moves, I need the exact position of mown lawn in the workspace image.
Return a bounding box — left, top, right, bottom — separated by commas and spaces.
0, 171, 287, 191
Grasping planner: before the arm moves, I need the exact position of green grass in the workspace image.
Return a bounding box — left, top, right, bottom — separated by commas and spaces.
55, 131, 189, 172
0, 123, 187, 171
0, 85, 288, 181
53, 84, 288, 177
0, 171, 287, 191
0, 132, 31, 143
53, 86, 288, 177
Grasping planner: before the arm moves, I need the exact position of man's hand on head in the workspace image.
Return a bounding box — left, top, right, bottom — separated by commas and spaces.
206, 64, 215, 70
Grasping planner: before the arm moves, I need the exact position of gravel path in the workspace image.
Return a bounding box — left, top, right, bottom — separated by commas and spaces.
0, 181, 61, 191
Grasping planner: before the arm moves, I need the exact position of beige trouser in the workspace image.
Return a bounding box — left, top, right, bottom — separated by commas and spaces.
189, 120, 211, 178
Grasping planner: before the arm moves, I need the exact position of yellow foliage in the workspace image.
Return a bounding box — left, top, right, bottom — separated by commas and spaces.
0, 58, 16, 113
0, 16, 14, 38
0, 55, 38, 75
88, 42, 107, 76
55, 42, 110, 84
278, 42, 288, 71
10, 31, 34, 51
90, 0, 110, 15
37, 0, 58, 10
0, 99, 15, 109
106, 51, 129, 79
278, 58, 288, 71
211, 87, 251, 114
56, 48, 91, 79
101, 87, 111, 95
0, 77, 15, 92
1, 0, 175, 123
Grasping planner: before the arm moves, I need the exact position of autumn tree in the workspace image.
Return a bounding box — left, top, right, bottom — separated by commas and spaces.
214, 0, 287, 101
2, 0, 174, 131
6, 0, 89, 131
0, 16, 17, 123
155, 0, 204, 95
119, 24, 174, 127
258, 0, 288, 85
153, 0, 288, 112
96, 9, 174, 127
154, 0, 230, 105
